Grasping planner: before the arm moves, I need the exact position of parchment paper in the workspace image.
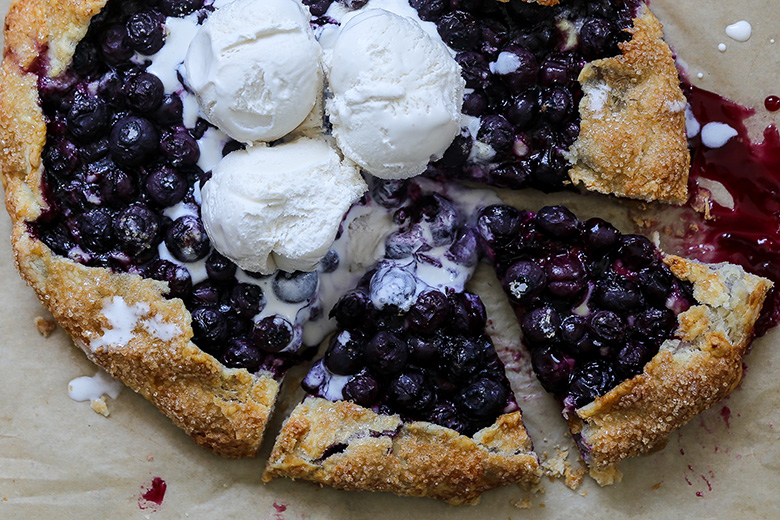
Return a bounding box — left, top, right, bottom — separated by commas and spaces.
1, 1, 779, 518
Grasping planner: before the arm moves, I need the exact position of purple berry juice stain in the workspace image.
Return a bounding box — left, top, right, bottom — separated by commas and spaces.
720, 406, 732, 428
138, 477, 167, 510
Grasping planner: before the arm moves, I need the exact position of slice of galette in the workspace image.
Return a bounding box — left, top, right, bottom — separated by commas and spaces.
414, 0, 690, 202
264, 187, 540, 505
475, 204, 771, 472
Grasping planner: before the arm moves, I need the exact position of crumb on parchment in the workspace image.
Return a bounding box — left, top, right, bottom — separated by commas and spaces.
34, 316, 56, 337
90, 396, 110, 417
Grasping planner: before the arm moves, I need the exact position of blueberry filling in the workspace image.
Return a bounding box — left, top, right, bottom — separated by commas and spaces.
31, 0, 315, 380
476, 204, 695, 410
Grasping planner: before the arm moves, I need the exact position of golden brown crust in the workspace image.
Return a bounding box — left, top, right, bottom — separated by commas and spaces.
567, 6, 691, 205
572, 256, 772, 470
263, 398, 541, 505
1, 0, 276, 458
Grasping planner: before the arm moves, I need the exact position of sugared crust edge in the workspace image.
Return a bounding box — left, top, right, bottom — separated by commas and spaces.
571, 256, 772, 470
263, 397, 541, 505
567, 5, 691, 205
1, 0, 277, 458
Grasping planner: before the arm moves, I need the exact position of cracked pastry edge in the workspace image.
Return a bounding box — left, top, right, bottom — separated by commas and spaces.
567, 4, 691, 205
0, 0, 277, 458
262, 397, 541, 505
569, 255, 772, 473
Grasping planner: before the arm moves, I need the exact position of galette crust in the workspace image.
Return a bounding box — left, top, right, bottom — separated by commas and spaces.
0, 0, 277, 458
567, 5, 691, 205
263, 397, 541, 505
571, 256, 772, 470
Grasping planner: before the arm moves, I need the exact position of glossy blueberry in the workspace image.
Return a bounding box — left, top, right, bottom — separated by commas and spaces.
343, 374, 379, 407
529, 147, 571, 192
462, 90, 488, 116
438, 134, 473, 167
635, 307, 676, 342
161, 130, 200, 167
253, 315, 294, 353
568, 361, 617, 408
408, 290, 450, 335
67, 94, 109, 141
77, 208, 114, 253
126, 9, 166, 55
617, 235, 657, 269
409, 0, 447, 21
191, 281, 221, 307
594, 276, 644, 311
449, 292, 487, 335
204, 251, 236, 283
588, 310, 626, 344
364, 331, 409, 376
324, 330, 365, 375
165, 215, 211, 262
97, 70, 124, 108
580, 17, 617, 60
407, 335, 438, 365
113, 204, 160, 254
540, 86, 573, 124
100, 24, 133, 65
43, 139, 79, 177
145, 259, 193, 299
427, 402, 467, 434
152, 94, 184, 126
369, 264, 416, 311
495, 46, 538, 92
303, 0, 333, 16
145, 166, 188, 207
330, 289, 373, 329
109, 116, 159, 166
506, 90, 539, 129
535, 205, 580, 239
457, 378, 506, 420
636, 264, 675, 304
389, 370, 436, 413
545, 253, 586, 299
455, 51, 491, 89
320, 250, 339, 273
80, 138, 110, 163
220, 337, 262, 369
436, 11, 479, 50
272, 270, 318, 304
160, 0, 204, 17
71, 40, 99, 77
532, 346, 576, 393
539, 53, 573, 86
476, 204, 525, 245
502, 260, 546, 305
229, 283, 264, 318
124, 73, 164, 113
438, 334, 488, 382
521, 304, 560, 345
190, 307, 227, 347
445, 228, 480, 267
477, 114, 514, 153
583, 217, 621, 253
615, 340, 652, 378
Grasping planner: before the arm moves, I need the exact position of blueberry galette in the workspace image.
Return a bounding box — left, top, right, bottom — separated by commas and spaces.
0, 0, 770, 507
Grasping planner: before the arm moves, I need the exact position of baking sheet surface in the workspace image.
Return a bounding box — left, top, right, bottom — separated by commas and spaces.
1, 1, 779, 518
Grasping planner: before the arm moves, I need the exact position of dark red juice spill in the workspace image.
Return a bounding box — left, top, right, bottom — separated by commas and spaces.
669, 84, 780, 336
141, 477, 167, 506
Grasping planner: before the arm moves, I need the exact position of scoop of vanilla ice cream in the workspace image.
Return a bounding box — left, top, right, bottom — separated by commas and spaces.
184, 0, 322, 144
201, 138, 367, 274
325, 9, 464, 180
